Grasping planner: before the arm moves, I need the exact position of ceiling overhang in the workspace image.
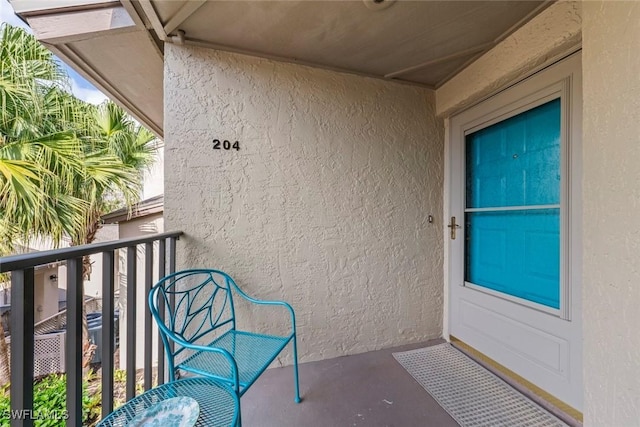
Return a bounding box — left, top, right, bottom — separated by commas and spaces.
146, 0, 550, 89
11, 0, 552, 136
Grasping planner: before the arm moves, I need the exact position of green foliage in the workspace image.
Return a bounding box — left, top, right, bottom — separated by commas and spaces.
113, 369, 128, 409
113, 369, 126, 383
0, 374, 100, 426
83, 385, 101, 425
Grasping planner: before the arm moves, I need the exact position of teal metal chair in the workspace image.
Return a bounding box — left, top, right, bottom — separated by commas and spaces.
149, 269, 301, 418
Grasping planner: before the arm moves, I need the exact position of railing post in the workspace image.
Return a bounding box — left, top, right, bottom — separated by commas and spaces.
157, 239, 166, 386
168, 237, 176, 275
10, 268, 34, 427
66, 258, 83, 426
101, 251, 115, 419
143, 243, 153, 391
126, 246, 137, 400
168, 238, 177, 357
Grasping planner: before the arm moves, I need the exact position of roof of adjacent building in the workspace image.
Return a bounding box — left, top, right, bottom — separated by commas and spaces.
101, 194, 164, 224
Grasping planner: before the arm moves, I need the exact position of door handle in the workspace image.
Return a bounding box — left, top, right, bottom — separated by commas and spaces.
447, 216, 461, 240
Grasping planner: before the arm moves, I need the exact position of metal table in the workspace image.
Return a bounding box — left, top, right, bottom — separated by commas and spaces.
97, 377, 239, 427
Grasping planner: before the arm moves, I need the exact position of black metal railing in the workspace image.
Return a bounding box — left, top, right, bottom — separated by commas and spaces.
0, 231, 183, 427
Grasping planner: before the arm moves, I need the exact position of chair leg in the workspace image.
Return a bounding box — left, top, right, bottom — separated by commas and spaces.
292, 333, 301, 403
236, 398, 242, 427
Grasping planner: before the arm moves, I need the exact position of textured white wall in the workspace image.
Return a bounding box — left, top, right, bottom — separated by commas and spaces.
164, 45, 444, 364
436, 1, 582, 117
583, 2, 640, 425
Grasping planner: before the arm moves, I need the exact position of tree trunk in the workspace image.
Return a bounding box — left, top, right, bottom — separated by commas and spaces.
72, 212, 103, 373
81, 285, 95, 369
0, 320, 9, 386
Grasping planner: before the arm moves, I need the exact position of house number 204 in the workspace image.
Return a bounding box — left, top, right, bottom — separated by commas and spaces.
213, 139, 240, 150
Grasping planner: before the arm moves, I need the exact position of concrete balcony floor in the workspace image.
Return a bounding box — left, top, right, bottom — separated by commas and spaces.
242, 339, 458, 427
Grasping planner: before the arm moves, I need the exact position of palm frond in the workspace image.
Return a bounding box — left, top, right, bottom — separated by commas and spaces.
0, 24, 158, 247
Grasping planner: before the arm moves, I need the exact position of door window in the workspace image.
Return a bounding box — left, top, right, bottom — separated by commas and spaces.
464, 98, 561, 308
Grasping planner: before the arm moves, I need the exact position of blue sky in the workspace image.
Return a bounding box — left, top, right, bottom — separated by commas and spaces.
0, 0, 108, 104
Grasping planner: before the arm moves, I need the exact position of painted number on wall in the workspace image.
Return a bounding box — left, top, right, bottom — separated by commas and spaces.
213, 139, 240, 150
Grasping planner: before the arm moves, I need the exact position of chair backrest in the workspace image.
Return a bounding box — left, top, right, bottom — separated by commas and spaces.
149, 269, 237, 358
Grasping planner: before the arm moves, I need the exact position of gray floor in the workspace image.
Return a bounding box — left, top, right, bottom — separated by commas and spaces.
241, 339, 459, 427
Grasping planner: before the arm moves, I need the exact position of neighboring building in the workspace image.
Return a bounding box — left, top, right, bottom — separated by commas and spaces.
3, 243, 70, 327
54, 224, 119, 300
32, 264, 61, 324
102, 195, 164, 369
102, 195, 163, 228
10, 1, 640, 425
141, 145, 164, 200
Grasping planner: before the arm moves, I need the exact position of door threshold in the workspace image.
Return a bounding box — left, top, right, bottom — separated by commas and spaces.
450, 336, 583, 426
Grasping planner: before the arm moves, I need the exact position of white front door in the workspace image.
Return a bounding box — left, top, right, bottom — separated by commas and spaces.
448, 53, 582, 411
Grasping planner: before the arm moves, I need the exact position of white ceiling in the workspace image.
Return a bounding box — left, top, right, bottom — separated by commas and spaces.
12, 0, 550, 135
150, 0, 549, 88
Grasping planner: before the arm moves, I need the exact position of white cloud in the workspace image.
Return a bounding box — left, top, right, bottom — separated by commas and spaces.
69, 78, 108, 105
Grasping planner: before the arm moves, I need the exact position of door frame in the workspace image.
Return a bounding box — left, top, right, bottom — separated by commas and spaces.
444, 52, 582, 410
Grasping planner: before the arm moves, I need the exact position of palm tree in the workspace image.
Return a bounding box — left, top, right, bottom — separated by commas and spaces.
0, 24, 89, 249
0, 23, 158, 379
71, 101, 156, 249
70, 101, 157, 366
0, 23, 90, 380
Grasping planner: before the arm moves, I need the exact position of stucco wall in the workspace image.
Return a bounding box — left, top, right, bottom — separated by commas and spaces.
436, 1, 581, 117
582, 2, 640, 425
164, 44, 444, 364
34, 267, 58, 323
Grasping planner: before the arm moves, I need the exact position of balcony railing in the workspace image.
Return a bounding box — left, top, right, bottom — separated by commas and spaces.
0, 231, 183, 427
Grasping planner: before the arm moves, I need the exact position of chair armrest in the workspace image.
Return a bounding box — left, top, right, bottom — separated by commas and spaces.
173, 338, 241, 393
229, 283, 297, 335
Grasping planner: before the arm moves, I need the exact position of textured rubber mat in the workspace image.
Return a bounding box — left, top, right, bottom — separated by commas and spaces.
393, 344, 568, 427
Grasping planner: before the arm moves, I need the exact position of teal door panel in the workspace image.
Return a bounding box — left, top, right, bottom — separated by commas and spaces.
465, 209, 560, 308
464, 99, 561, 309
466, 99, 561, 208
